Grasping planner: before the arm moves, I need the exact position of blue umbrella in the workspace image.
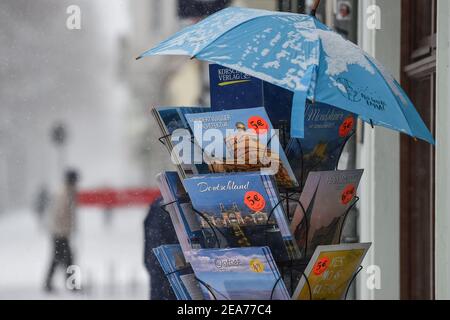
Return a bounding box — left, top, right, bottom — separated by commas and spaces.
137, 6, 434, 144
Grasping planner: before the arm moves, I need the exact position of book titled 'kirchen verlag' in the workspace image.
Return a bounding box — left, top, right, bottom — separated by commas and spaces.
184, 107, 298, 190
188, 247, 290, 300
209, 64, 293, 127
183, 172, 301, 262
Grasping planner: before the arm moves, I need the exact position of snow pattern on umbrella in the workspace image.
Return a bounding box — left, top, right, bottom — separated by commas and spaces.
138, 7, 434, 144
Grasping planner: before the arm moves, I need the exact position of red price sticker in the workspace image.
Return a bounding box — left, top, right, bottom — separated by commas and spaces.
341, 184, 356, 205
339, 116, 355, 138
247, 116, 269, 134
244, 191, 266, 212
313, 257, 330, 276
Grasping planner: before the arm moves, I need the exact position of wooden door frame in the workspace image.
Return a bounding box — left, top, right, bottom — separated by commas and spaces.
400, 0, 437, 300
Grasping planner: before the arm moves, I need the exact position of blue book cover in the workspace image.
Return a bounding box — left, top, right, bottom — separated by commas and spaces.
262, 82, 294, 128
208, 65, 356, 186
163, 171, 220, 249
154, 107, 210, 134
164, 172, 203, 242
209, 64, 264, 110
153, 107, 211, 178
209, 64, 293, 128
188, 247, 290, 300
286, 102, 357, 186
158, 172, 211, 252
183, 172, 301, 262
184, 107, 298, 189
153, 245, 204, 300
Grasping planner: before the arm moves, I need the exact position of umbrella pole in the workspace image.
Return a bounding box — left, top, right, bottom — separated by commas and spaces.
310, 0, 321, 17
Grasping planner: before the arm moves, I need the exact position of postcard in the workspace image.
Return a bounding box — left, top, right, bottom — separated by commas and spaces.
292, 243, 371, 300
158, 172, 210, 255
184, 107, 298, 189
184, 172, 301, 262
286, 102, 357, 185
153, 245, 204, 300
153, 107, 211, 178
188, 247, 290, 300
290, 170, 364, 257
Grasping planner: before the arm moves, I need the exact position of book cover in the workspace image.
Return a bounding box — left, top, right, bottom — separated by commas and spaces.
153, 245, 204, 300
183, 172, 301, 262
188, 247, 290, 300
292, 243, 371, 300
286, 102, 357, 186
208, 66, 356, 186
184, 107, 298, 189
290, 170, 364, 257
209, 64, 264, 110
209, 64, 293, 128
158, 172, 211, 254
153, 107, 211, 178
262, 81, 294, 129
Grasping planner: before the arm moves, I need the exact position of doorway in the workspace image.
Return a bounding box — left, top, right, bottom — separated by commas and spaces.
400, 0, 437, 300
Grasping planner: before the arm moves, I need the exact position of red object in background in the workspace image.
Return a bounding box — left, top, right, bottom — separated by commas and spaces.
77, 188, 161, 208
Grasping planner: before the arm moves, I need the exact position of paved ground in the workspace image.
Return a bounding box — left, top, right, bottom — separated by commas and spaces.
0, 207, 149, 300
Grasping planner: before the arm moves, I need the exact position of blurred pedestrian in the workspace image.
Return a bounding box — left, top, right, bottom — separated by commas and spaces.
143, 197, 179, 300
44, 169, 80, 292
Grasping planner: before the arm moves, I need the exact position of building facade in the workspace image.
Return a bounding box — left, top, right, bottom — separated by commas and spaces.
124, 0, 206, 185
357, 0, 450, 300
237, 0, 450, 300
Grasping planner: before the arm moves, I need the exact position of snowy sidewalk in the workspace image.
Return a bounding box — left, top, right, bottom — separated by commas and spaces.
0, 208, 149, 300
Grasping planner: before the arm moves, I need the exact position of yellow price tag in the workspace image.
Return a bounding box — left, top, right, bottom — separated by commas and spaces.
249, 258, 265, 273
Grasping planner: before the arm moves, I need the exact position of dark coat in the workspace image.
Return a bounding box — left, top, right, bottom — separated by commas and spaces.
143, 197, 179, 300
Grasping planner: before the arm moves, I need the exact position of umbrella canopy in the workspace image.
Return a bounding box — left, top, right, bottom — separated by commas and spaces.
138, 7, 434, 144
